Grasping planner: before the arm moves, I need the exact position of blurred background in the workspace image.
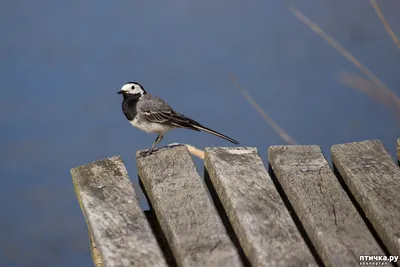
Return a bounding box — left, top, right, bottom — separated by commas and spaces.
1, 0, 399, 266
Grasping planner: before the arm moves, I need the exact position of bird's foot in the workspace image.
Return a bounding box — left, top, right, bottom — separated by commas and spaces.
139, 149, 153, 157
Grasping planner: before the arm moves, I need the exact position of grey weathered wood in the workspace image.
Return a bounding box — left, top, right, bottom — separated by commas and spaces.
397, 138, 400, 162
90, 232, 104, 267
144, 210, 177, 266
71, 156, 167, 267
269, 145, 384, 267
205, 147, 317, 267
331, 140, 400, 256
136, 145, 243, 267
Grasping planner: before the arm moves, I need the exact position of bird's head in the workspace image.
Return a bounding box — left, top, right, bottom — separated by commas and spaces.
117, 82, 147, 97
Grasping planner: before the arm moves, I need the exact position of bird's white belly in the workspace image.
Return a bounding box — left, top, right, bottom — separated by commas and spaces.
130, 118, 171, 134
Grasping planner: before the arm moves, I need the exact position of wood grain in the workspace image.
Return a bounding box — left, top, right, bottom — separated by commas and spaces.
205, 147, 317, 267
331, 140, 400, 255
71, 156, 167, 267
136, 145, 243, 267
269, 145, 384, 267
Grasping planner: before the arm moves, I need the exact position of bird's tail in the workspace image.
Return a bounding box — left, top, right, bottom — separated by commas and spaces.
170, 113, 239, 144
191, 124, 239, 145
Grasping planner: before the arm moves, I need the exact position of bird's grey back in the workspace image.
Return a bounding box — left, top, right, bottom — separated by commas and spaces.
137, 94, 174, 113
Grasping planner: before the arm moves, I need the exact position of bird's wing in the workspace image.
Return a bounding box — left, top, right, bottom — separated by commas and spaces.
137, 94, 239, 144
138, 95, 200, 131
142, 109, 173, 124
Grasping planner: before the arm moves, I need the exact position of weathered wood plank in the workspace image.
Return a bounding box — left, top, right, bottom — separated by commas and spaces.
71, 156, 167, 267
90, 232, 104, 267
205, 147, 317, 267
269, 145, 384, 267
136, 146, 243, 267
331, 140, 400, 256
397, 138, 400, 163
144, 210, 177, 266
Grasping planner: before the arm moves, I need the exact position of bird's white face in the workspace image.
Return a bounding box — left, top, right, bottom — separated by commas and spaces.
118, 82, 146, 95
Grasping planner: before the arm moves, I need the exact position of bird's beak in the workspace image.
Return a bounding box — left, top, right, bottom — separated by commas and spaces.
117, 90, 123, 94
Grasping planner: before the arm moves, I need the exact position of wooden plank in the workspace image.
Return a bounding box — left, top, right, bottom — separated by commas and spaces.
71, 156, 167, 267
90, 232, 104, 267
144, 210, 177, 266
269, 145, 384, 267
397, 138, 400, 163
205, 147, 317, 267
331, 140, 400, 256
136, 145, 243, 267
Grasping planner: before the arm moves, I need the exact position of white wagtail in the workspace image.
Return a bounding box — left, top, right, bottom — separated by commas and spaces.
118, 82, 239, 156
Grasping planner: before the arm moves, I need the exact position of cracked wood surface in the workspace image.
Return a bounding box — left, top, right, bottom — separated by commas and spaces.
269, 145, 384, 267
136, 145, 243, 267
332, 140, 400, 256
71, 156, 167, 267
205, 147, 317, 267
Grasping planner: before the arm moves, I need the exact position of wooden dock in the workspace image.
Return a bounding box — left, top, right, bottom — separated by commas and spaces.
71, 139, 400, 267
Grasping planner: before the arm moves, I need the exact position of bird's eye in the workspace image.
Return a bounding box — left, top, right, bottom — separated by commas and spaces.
131, 85, 135, 89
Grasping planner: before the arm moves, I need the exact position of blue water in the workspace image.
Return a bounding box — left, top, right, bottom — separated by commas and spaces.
1, 0, 399, 266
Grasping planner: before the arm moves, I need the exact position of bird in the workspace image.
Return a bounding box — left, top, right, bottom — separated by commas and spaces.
117, 82, 239, 156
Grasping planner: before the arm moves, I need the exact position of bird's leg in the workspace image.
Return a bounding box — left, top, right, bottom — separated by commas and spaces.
146, 134, 163, 155
141, 134, 163, 157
